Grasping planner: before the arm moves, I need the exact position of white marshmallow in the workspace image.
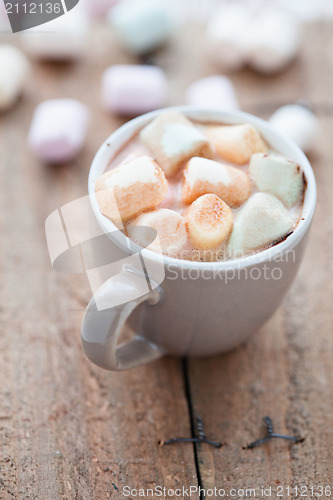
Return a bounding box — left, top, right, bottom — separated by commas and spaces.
128, 209, 187, 257
28, 99, 90, 163
140, 111, 212, 177
0, 45, 29, 111
228, 192, 294, 258
185, 76, 239, 111
206, 123, 267, 165
245, 9, 300, 74
205, 3, 252, 72
101, 65, 168, 116
20, 5, 88, 60
95, 156, 168, 224
249, 153, 304, 208
269, 104, 320, 152
108, 0, 174, 55
88, 0, 119, 18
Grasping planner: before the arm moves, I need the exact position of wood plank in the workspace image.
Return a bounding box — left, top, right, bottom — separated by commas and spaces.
1, 15, 332, 499
187, 27, 333, 495
0, 29, 198, 499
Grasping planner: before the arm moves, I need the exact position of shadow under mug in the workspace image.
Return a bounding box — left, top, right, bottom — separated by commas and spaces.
81, 107, 317, 371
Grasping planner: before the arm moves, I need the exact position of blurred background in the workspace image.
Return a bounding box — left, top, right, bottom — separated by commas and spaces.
1, 0, 331, 173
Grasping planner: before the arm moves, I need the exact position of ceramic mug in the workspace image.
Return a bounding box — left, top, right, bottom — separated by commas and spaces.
81, 107, 316, 371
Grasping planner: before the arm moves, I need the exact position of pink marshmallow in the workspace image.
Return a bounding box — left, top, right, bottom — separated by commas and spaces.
0, 2, 11, 31
28, 99, 90, 163
101, 64, 168, 116
87, 0, 120, 18
185, 76, 239, 111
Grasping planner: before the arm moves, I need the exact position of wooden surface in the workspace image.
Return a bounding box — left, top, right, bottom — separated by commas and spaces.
0, 19, 333, 500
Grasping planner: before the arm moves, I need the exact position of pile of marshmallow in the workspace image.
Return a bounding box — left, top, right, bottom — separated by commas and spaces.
95, 111, 305, 261
206, 3, 301, 74
0, 36, 318, 163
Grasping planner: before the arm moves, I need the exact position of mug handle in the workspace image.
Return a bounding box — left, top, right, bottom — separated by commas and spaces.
81, 267, 164, 371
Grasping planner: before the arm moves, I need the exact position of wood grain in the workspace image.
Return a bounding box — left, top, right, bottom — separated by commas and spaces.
0, 28, 198, 500
187, 25, 333, 498
0, 17, 332, 500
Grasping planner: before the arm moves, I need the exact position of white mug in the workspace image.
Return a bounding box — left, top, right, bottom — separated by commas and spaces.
81, 107, 316, 371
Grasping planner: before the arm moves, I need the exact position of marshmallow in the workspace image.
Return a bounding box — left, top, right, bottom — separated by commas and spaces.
128, 209, 187, 257
268, 104, 320, 152
20, 5, 88, 60
95, 156, 168, 224
185, 76, 239, 111
0, 2, 11, 31
108, 0, 174, 55
88, 0, 119, 18
245, 9, 300, 74
182, 157, 250, 207
185, 194, 233, 250
101, 65, 168, 116
0, 45, 29, 111
228, 192, 293, 258
249, 153, 304, 208
140, 111, 212, 177
207, 124, 267, 165
28, 99, 90, 163
157, 183, 176, 209
275, 0, 333, 22
205, 3, 252, 72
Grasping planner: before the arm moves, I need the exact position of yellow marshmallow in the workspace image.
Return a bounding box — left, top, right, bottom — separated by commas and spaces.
185, 194, 233, 250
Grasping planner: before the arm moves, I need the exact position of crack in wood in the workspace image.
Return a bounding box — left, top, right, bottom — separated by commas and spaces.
182, 358, 204, 500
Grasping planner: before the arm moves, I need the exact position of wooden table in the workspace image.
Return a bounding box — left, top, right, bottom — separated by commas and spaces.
1, 19, 332, 499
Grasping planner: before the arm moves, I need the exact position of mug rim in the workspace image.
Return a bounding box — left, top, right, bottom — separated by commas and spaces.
88, 106, 317, 271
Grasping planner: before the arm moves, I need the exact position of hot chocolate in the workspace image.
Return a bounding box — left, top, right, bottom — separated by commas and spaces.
95, 111, 305, 261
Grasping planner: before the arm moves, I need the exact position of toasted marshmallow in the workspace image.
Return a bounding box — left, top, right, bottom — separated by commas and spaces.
228, 192, 293, 258
249, 153, 304, 208
88, 0, 119, 18
140, 111, 212, 177
205, 3, 252, 72
128, 209, 187, 257
157, 183, 176, 209
182, 157, 250, 207
207, 123, 267, 165
95, 156, 168, 224
185, 76, 239, 111
245, 9, 300, 74
185, 194, 233, 250
269, 104, 320, 152
0, 45, 29, 111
